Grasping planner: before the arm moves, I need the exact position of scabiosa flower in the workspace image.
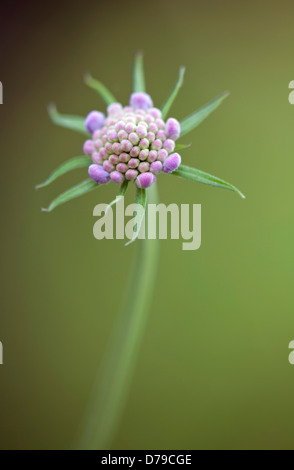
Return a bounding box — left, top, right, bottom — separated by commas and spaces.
38, 53, 244, 240
85, 93, 181, 189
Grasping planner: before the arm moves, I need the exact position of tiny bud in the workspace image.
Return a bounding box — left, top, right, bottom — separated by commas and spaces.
129, 132, 140, 145
119, 152, 130, 163
94, 139, 103, 150
115, 120, 126, 131
155, 118, 165, 130
99, 147, 107, 159
137, 125, 147, 138
138, 162, 150, 173
102, 135, 108, 144
130, 92, 153, 110
156, 130, 166, 142
110, 171, 124, 184
146, 131, 155, 143
157, 149, 168, 162
139, 149, 149, 161
147, 150, 158, 162
117, 130, 128, 141
116, 163, 128, 173
107, 103, 123, 115
149, 123, 158, 134
105, 142, 113, 154
135, 172, 156, 188
150, 161, 163, 175
151, 139, 162, 150
145, 115, 154, 124
93, 130, 101, 140
88, 164, 110, 184
139, 138, 149, 149
128, 158, 139, 169
130, 146, 140, 157
149, 108, 162, 119
83, 140, 94, 155
163, 153, 181, 173
109, 154, 119, 164
121, 139, 132, 152
165, 118, 181, 140
163, 139, 175, 153
85, 111, 105, 134
103, 160, 114, 172
112, 142, 122, 155
125, 122, 136, 133
125, 169, 139, 180
92, 152, 102, 164
108, 130, 118, 142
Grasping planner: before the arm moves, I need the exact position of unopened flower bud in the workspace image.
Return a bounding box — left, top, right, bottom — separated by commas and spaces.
128, 158, 139, 169
130, 92, 153, 110
139, 138, 149, 149
107, 103, 123, 115
157, 149, 168, 162
125, 169, 139, 180
85, 111, 105, 134
109, 154, 119, 164
103, 160, 114, 172
119, 152, 130, 163
129, 132, 140, 145
92, 152, 102, 164
139, 149, 149, 161
147, 150, 158, 162
150, 161, 163, 175
135, 172, 156, 188
121, 139, 132, 152
137, 125, 147, 138
151, 139, 162, 151
125, 122, 136, 134
138, 162, 150, 173
116, 163, 128, 173
165, 118, 181, 140
163, 153, 181, 173
130, 146, 140, 157
163, 139, 175, 153
88, 164, 110, 184
110, 171, 124, 184
83, 140, 94, 155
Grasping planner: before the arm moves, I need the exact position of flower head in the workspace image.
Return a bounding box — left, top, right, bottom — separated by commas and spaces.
39, 54, 244, 243
85, 94, 181, 188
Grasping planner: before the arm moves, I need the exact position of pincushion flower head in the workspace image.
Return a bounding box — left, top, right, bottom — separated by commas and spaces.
37, 53, 244, 242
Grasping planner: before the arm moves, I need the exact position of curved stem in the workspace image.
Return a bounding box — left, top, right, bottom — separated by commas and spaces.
75, 183, 159, 449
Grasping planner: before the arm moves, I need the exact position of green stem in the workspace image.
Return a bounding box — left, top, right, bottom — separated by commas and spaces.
75, 184, 159, 449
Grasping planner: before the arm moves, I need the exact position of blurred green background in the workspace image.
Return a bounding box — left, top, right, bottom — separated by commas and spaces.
1, 0, 294, 450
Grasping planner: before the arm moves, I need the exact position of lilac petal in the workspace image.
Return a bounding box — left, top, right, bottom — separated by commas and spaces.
135, 172, 156, 188
88, 164, 110, 184
165, 118, 181, 140
130, 92, 153, 111
163, 153, 181, 173
85, 111, 105, 134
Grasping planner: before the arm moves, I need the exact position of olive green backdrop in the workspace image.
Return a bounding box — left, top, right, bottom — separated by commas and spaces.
0, 0, 294, 450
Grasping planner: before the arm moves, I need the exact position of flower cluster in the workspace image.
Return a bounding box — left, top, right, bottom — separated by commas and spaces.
84, 92, 181, 189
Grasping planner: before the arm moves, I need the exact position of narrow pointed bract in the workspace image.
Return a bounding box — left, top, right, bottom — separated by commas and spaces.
48, 104, 89, 136
161, 66, 185, 119
84, 73, 116, 106
180, 92, 229, 137
36, 156, 92, 189
42, 179, 99, 212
